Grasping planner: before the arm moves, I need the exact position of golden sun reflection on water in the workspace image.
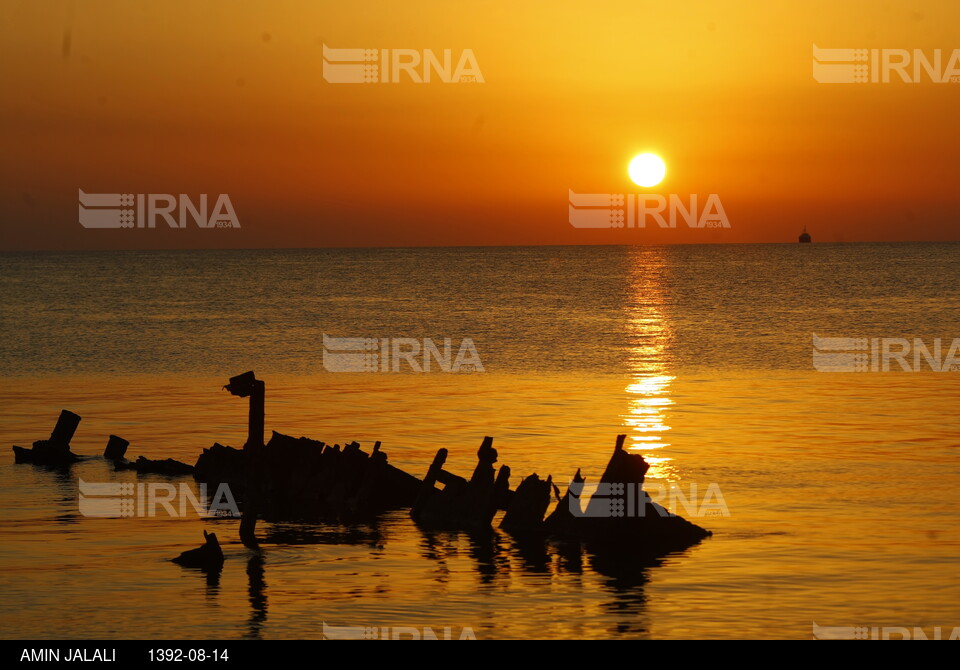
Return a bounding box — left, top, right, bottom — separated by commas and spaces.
623, 250, 676, 481
624, 374, 675, 479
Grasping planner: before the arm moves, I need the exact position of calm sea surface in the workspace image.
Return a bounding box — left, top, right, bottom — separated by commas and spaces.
1, 243, 958, 639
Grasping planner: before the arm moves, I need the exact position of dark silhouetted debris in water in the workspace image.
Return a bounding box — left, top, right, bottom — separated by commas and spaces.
12, 409, 83, 467
116, 455, 194, 476
411, 438, 513, 530
102, 435, 129, 461
12, 374, 712, 574
172, 530, 225, 571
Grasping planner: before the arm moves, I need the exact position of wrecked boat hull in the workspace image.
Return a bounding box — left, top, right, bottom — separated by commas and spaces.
11, 372, 713, 565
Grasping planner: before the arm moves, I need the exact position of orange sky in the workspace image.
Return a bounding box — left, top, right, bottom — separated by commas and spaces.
1, 0, 959, 250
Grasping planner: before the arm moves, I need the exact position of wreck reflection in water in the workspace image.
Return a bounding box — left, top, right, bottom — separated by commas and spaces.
222, 512, 694, 639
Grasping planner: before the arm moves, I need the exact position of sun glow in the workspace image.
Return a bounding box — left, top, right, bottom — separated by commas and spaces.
628, 153, 666, 187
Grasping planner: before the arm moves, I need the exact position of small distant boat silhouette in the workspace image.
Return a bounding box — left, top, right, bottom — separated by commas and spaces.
799, 227, 812, 243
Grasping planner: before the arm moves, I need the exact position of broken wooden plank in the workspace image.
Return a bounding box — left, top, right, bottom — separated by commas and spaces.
103, 435, 129, 461
49, 410, 81, 449
11, 409, 83, 466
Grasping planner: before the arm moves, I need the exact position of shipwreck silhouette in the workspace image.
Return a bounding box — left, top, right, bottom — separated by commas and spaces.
12, 371, 712, 569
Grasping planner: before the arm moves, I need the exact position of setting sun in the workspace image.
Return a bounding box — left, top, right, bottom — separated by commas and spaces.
628, 153, 666, 188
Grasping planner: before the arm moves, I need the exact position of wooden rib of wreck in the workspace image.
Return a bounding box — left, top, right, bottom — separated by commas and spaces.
410, 437, 513, 530
411, 434, 711, 557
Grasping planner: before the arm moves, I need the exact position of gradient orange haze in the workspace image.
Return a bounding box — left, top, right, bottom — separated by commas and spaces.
2, 0, 959, 250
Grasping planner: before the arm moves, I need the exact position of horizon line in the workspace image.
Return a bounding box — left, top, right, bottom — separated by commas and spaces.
2, 239, 960, 254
